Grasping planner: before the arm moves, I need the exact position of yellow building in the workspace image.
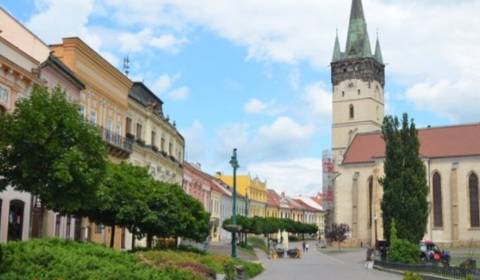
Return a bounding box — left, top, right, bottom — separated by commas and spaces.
217, 174, 267, 218
51, 37, 132, 249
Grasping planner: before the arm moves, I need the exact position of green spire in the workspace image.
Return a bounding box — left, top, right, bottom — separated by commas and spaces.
345, 0, 372, 58
332, 30, 343, 62
374, 35, 383, 64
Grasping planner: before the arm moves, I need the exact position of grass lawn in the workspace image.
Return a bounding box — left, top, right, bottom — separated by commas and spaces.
0, 238, 263, 280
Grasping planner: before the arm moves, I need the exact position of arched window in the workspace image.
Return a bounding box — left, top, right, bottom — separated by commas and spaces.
8, 200, 25, 241
368, 177, 373, 228
469, 173, 480, 227
432, 172, 443, 227
349, 104, 354, 119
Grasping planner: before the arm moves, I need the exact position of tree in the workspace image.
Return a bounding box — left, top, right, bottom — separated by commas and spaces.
380, 114, 429, 244
325, 223, 350, 250
138, 182, 210, 248
82, 162, 152, 248
0, 86, 106, 215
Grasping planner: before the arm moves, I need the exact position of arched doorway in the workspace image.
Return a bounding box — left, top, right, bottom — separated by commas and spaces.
8, 200, 25, 241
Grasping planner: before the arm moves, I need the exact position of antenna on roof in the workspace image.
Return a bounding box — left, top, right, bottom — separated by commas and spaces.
123, 55, 130, 76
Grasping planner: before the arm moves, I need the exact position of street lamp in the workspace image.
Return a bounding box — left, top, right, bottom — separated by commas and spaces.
229, 148, 239, 258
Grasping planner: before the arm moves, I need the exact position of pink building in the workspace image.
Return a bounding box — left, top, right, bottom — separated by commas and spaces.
182, 162, 211, 211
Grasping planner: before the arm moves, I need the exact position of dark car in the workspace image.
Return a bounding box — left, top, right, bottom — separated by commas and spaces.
375, 240, 389, 261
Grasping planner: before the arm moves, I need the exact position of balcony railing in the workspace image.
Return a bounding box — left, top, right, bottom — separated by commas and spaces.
98, 126, 133, 157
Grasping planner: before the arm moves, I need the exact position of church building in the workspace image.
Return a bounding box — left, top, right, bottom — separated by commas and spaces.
332, 0, 480, 247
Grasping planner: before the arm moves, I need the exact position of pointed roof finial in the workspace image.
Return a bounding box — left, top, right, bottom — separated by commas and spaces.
374, 32, 383, 64
345, 0, 372, 58
332, 30, 343, 62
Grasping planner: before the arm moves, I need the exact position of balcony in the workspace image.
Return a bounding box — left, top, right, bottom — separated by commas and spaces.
99, 127, 132, 159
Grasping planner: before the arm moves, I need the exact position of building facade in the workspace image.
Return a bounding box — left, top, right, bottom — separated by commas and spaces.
127, 82, 184, 185
183, 162, 211, 211
51, 37, 133, 249
332, 0, 480, 247
0, 7, 48, 242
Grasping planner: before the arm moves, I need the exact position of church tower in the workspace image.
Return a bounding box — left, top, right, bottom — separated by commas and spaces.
331, 0, 385, 160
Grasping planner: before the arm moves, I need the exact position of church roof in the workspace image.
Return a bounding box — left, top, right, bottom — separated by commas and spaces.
332, 0, 383, 64
343, 123, 480, 164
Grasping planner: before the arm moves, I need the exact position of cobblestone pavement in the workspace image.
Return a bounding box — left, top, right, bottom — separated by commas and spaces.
254, 245, 401, 280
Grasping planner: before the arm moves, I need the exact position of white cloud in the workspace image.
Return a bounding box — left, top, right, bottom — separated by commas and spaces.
181, 120, 205, 161
27, 0, 101, 49
152, 73, 181, 93
117, 28, 152, 53
216, 117, 315, 163
248, 158, 323, 196
304, 82, 332, 117
405, 79, 480, 122
150, 34, 187, 54
244, 98, 268, 114
167, 86, 189, 101
258, 116, 314, 143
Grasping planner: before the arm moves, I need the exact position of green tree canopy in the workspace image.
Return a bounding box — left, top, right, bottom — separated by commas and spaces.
380, 113, 429, 244
81, 162, 152, 247
0, 86, 106, 213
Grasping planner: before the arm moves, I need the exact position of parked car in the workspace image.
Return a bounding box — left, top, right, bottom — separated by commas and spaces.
375, 240, 389, 261
420, 241, 450, 266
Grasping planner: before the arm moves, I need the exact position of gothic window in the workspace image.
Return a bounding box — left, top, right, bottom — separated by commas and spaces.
469, 173, 480, 227
368, 177, 373, 228
432, 172, 443, 227
349, 104, 354, 119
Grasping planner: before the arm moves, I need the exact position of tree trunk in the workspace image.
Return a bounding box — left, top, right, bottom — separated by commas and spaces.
146, 234, 153, 249
131, 232, 135, 251
110, 224, 116, 248
174, 236, 178, 249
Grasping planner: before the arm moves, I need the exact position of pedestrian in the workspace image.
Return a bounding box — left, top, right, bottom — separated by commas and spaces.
365, 247, 374, 269
302, 241, 306, 252
306, 243, 309, 252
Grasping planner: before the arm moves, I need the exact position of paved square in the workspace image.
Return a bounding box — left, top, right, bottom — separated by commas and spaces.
254, 245, 401, 280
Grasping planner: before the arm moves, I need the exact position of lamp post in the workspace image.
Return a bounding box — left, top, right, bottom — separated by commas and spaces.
229, 148, 239, 258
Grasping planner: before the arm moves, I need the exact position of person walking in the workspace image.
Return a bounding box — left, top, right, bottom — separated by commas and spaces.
302, 241, 306, 252
306, 243, 309, 252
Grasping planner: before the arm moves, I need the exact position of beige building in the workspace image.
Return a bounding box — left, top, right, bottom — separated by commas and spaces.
51, 37, 133, 249
127, 82, 184, 185
332, 0, 480, 247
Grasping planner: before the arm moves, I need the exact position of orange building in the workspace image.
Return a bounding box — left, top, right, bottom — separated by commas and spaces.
51, 37, 133, 249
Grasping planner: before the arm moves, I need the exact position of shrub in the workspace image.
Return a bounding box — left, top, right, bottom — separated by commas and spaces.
0, 238, 202, 280
403, 272, 422, 280
389, 239, 420, 264
139, 250, 263, 279
248, 236, 268, 254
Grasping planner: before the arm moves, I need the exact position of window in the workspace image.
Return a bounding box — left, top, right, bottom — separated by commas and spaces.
106, 119, 113, 140
349, 104, 354, 119
95, 223, 104, 234
8, 200, 24, 241
66, 216, 71, 239
433, 172, 443, 227
358, 89, 361, 95
89, 111, 97, 125
161, 137, 165, 151
469, 173, 480, 227
368, 177, 373, 228
0, 85, 10, 104
136, 123, 142, 140
79, 105, 85, 117
151, 131, 156, 146
342, 91, 345, 97
115, 124, 121, 144
169, 142, 173, 155
126, 117, 132, 134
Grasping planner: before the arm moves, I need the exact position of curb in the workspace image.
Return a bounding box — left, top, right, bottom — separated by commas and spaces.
374, 265, 457, 280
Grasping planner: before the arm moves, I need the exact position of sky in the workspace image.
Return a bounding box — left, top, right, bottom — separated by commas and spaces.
2, 0, 480, 196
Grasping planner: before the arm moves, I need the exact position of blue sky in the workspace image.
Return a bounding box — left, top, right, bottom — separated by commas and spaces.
3, 0, 480, 195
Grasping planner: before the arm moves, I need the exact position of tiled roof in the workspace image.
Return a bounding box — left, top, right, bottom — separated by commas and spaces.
296, 197, 324, 212
267, 189, 280, 207
343, 123, 480, 164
